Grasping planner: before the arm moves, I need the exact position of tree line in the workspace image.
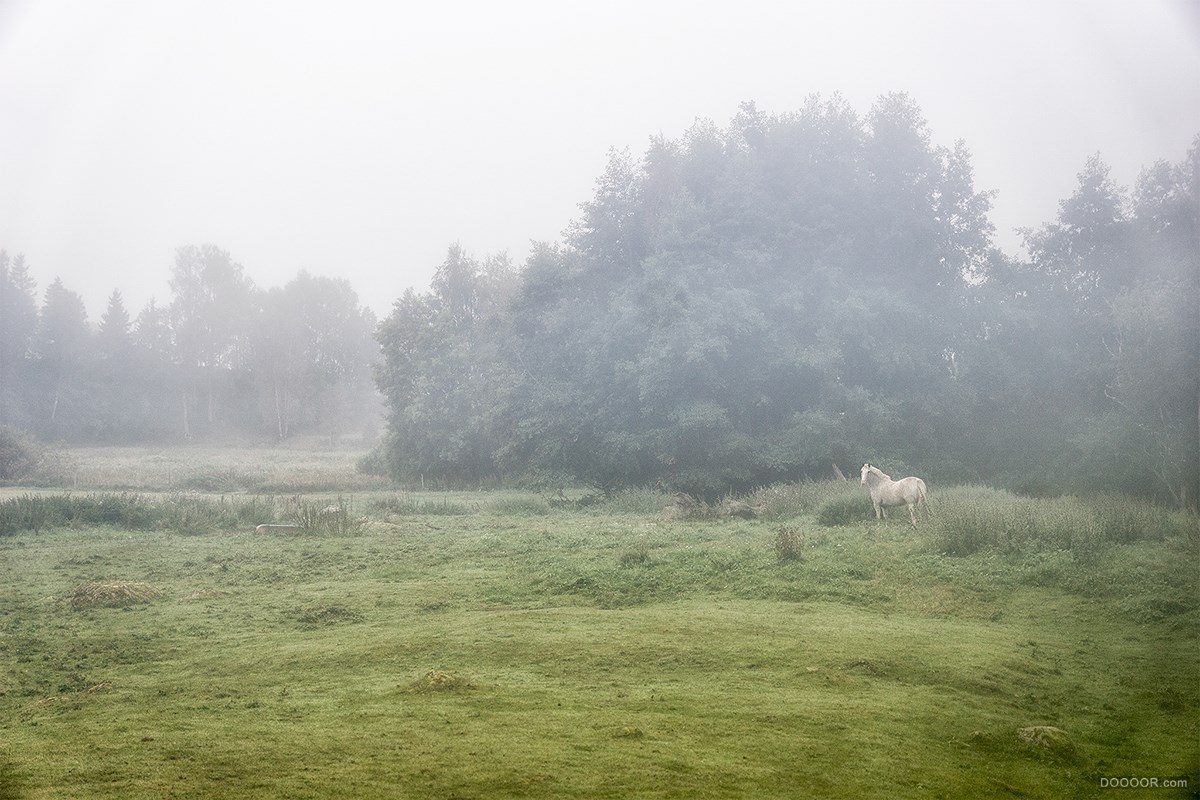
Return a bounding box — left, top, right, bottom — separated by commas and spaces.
3, 94, 1196, 507
0, 245, 379, 444
374, 95, 1198, 507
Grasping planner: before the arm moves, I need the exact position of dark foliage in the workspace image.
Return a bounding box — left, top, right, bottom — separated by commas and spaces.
0, 248, 380, 445
374, 97, 1198, 506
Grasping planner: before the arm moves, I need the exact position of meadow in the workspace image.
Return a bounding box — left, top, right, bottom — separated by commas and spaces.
0, 446, 1196, 798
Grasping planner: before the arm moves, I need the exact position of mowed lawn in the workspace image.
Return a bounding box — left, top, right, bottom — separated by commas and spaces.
1, 497, 1196, 798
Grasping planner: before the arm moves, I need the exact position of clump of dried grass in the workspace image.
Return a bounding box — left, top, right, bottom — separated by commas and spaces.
182, 588, 229, 602
288, 604, 364, 626
406, 670, 477, 693
70, 581, 161, 609
773, 526, 805, 562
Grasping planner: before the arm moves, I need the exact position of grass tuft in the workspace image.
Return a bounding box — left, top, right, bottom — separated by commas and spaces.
617, 544, 651, 567
70, 581, 161, 609
287, 605, 365, 626
772, 526, 805, 562
406, 670, 477, 693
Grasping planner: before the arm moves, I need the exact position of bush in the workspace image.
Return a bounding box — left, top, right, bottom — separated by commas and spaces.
355, 443, 391, 477
0, 427, 39, 483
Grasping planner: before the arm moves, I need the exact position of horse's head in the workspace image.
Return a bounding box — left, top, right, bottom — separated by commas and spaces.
860, 463, 871, 484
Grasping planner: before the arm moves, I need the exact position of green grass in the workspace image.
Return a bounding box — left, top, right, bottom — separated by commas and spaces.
1, 459, 1197, 798
13, 442, 391, 493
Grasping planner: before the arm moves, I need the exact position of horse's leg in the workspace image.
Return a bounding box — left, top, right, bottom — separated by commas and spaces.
907, 502, 917, 525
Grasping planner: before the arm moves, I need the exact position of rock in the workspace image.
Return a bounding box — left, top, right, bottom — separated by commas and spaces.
255, 523, 304, 533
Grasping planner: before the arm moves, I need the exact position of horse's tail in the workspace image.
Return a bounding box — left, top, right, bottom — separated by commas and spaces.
919, 480, 932, 517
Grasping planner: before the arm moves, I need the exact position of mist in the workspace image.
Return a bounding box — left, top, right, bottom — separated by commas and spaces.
1, 0, 1197, 319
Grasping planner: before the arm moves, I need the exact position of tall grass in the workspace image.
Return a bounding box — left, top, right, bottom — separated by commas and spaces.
30, 445, 392, 493
747, 480, 865, 520
0, 492, 364, 535
925, 486, 1196, 556
289, 496, 364, 535
0, 493, 161, 534
591, 486, 675, 515
367, 494, 476, 516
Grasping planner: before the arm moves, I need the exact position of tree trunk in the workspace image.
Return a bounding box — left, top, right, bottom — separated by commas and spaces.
181, 390, 191, 439
274, 380, 287, 440
206, 370, 215, 425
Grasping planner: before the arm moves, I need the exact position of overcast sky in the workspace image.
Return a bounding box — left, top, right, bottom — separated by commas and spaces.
2, 0, 1198, 320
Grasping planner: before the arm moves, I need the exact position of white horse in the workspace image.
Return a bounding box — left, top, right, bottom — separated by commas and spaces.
860, 463, 929, 525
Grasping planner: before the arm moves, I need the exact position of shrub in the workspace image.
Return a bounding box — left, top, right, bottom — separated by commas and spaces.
355, 443, 391, 476
0, 427, 39, 483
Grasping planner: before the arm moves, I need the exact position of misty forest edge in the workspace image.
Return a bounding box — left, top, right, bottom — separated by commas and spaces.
1, 95, 1196, 508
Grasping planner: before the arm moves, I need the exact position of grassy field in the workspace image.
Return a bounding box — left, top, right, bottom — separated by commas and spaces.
5, 441, 392, 495
1, 448, 1197, 798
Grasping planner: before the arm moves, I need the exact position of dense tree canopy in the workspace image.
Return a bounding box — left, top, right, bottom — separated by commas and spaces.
0, 248, 379, 445
376, 96, 1197, 506
2, 94, 1195, 507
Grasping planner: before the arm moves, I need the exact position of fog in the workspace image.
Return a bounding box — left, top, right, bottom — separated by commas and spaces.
1, 0, 1198, 318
